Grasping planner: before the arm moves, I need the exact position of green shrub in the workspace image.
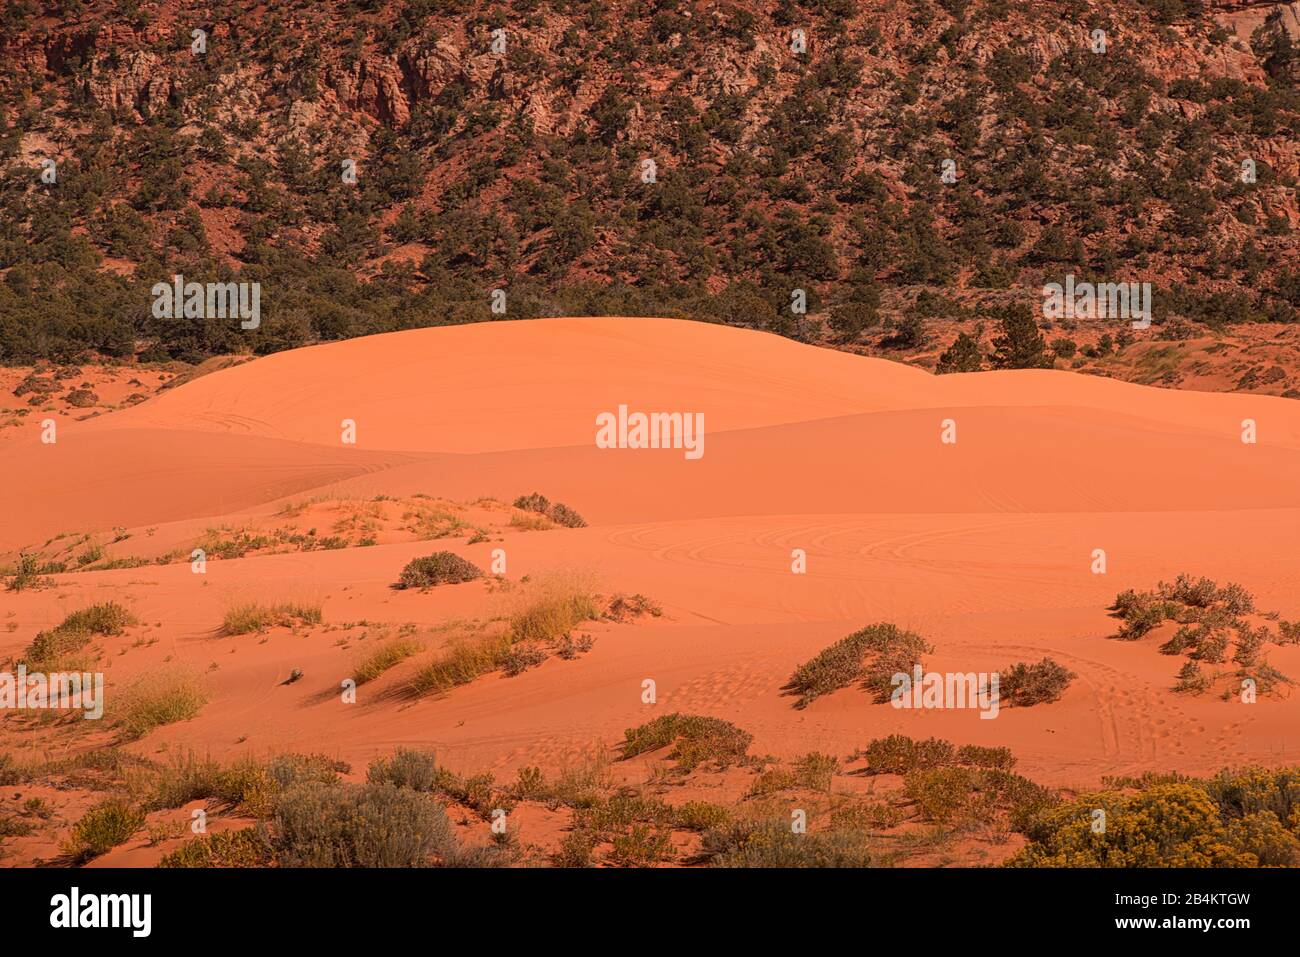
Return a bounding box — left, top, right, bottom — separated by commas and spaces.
65, 800, 145, 861
23, 602, 136, 671
111, 666, 206, 737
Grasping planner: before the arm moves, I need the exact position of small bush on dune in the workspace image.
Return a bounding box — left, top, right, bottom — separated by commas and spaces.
64, 800, 145, 861
23, 602, 136, 671
620, 713, 753, 772
783, 622, 932, 708
272, 781, 460, 867
513, 493, 551, 513
513, 492, 587, 528
396, 551, 483, 589
111, 666, 206, 738
998, 658, 1076, 706
367, 749, 440, 792
222, 601, 322, 635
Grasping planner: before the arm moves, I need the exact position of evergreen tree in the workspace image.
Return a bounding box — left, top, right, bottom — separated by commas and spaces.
990, 305, 1053, 369
936, 331, 983, 373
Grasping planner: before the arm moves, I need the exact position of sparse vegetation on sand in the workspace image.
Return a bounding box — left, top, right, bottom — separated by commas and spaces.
782, 622, 932, 708
853, 735, 1017, 775
1108, 575, 1295, 697
222, 601, 323, 635
395, 551, 483, 589
156, 751, 507, 868
3, 553, 59, 591
513, 492, 588, 528
110, 666, 207, 738
621, 713, 753, 772
22, 601, 136, 672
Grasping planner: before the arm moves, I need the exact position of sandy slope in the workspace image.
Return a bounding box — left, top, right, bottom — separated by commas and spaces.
4, 316, 1300, 835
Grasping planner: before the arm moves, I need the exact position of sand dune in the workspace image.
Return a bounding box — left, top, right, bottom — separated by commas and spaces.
4, 316, 1300, 864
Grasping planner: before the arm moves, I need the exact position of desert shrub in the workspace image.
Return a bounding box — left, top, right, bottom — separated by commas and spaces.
65, 800, 145, 861
608, 824, 674, 865
704, 820, 874, 867
858, 735, 955, 774
546, 502, 587, 528
266, 753, 347, 790
159, 827, 273, 867
111, 666, 206, 737
955, 744, 1017, 770
604, 593, 663, 621
1011, 784, 1255, 867
222, 601, 322, 634
783, 622, 931, 708
1204, 768, 1300, 826
352, 637, 422, 684
273, 782, 459, 867
620, 713, 752, 771
998, 658, 1075, 706
502, 641, 548, 676
573, 793, 679, 835
1174, 661, 1212, 693
748, 752, 840, 796
23, 602, 136, 671
905, 767, 985, 825
676, 801, 731, 831
830, 800, 908, 830
1225, 812, 1300, 866
143, 751, 224, 811
396, 551, 483, 589
513, 493, 551, 513
367, 749, 440, 792
1159, 573, 1220, 608
554, 632, 595, 659
511, 765, 550, 801
6, 553, 56, 591
553, 829, 596, 867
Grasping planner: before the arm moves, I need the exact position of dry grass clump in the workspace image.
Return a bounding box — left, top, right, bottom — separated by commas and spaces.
621, 713, 753, 772
110, 666, 206, 738
395, 551, 482, 589
408, 631, 514, 696
222, 601, 322, 635
604, 593, 664, 622
508, 571, 599, 643
23, 601, 136, 671
783, 622, 932, 708
351, 636, 422, 685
